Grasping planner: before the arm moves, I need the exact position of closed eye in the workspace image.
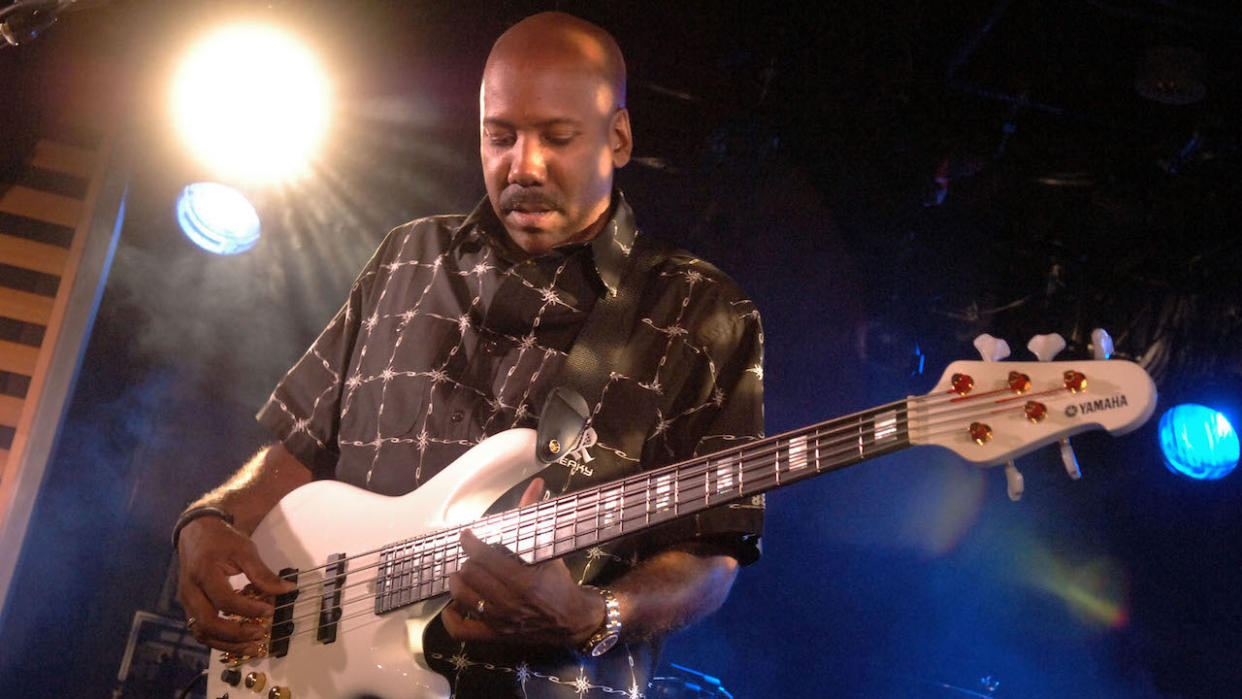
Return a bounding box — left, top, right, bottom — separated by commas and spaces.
544, 127, 583, 146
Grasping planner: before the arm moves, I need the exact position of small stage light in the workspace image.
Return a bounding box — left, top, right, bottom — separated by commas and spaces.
171, 24, 330, 183
1158, 403, 1239, 480
176, 182, 261, 255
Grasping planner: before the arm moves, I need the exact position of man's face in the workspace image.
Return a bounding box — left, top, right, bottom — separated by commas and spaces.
480, 55, 630, 254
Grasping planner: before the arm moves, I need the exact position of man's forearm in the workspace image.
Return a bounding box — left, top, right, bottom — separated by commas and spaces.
185, 442, 312, 535
609, 546, 740, 642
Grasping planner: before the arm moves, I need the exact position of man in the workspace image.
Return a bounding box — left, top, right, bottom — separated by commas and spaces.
174, 12, 764, 697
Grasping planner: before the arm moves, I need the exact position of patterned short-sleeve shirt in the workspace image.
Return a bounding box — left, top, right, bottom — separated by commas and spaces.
258, 191, 765, 698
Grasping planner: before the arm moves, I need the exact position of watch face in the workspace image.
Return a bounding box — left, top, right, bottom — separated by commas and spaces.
590, 633, 619, 657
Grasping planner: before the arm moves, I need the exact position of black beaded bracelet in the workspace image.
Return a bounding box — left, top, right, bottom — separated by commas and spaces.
171, 506, 234, 550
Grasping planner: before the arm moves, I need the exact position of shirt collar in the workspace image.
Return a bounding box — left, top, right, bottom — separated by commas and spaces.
453, 189, 638, 296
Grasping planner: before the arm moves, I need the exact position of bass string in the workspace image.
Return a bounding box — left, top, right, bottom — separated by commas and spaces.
266, 383, 1056, 616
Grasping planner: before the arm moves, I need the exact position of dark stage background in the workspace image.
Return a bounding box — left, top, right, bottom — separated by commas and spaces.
2, 1, 1241, 697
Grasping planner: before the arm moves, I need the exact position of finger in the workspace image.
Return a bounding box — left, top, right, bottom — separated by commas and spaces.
460, 530, 526, 576
181, 583, 267, 646
448, 569, 515, 626
440, 603, 501, 643
519, 477, 546, 507
197, 614, 268, 646
199, 570, 275, 618
447, 575, 483, 614
454, 557, 516, 613
234, 544, 296, 596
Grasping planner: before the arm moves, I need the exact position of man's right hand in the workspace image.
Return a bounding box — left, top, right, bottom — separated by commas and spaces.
176, 514, 295, 655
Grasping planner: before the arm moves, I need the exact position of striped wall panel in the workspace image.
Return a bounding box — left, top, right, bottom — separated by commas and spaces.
0, 137, 98, 478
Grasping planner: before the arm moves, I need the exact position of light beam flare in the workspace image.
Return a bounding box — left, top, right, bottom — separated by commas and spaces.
172, 24, 331, 184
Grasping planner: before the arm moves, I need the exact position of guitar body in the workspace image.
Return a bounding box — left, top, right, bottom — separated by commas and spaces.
206, 428, 546, 699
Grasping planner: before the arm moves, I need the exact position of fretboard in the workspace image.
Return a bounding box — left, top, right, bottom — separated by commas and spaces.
374, 400, 910, 614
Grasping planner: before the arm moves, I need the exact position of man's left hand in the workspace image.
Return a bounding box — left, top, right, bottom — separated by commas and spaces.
442, 478, 605, 646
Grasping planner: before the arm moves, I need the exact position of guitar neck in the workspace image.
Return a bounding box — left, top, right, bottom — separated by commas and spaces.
374, 400, 910, 613
374, 357, 1157, 613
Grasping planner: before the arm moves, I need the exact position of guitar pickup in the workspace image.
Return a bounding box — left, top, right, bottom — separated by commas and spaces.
317, 553, 346, 644
270, 567, 299, 658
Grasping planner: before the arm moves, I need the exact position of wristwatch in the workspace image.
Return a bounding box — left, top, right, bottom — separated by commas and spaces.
580, 586, 622, 657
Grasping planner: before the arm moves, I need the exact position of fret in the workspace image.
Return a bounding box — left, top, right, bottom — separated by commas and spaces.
413, 542, 423, 601
534, 500, 556, 560
623, 477, 647, 532
716, 455, 735, 493
381, 547, 395, 611
516, 503, 536, 559
498, 511, 520, 551
673, 468, 681, 516
406, 540, 420, 606
398, 542, 410, 608
444, 540, 461, 576
850, 405, 909, 465
598, 484, 624, 539
573, 490, 600, 553
736, 450, 744, 496
644, 474, 651, 526
430, 535, 446, 592
678, 462, 707, 510
856, 413, 866, 459
873, 408, 900, 443
642, 471, 676, 525
788, 433, 810, 472
554, 494, 579, 556
706, 452, 742, 504
654, 472, 674, 513
419, 537, 434, 599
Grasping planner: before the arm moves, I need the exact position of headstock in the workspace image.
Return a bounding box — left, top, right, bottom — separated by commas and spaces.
908, 338, 1157, 474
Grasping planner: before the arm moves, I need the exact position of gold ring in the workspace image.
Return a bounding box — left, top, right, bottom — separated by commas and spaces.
475, 599, 486, 617
186, 616, 198, 631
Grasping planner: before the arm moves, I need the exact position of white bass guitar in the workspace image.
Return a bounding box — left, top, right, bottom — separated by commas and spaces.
208, 358, 1156, 699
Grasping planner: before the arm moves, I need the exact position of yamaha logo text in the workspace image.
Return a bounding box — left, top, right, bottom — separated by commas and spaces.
1065, 394, 1128, 418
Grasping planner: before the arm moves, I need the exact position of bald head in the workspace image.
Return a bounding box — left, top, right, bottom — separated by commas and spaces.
486, 12, 626, 111
478, 13, 633, 254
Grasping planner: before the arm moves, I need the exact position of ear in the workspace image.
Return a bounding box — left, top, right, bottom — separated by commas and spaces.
609, 107, 632, 168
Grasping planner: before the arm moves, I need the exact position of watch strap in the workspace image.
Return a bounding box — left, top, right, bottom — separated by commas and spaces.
580, 586, 622, 657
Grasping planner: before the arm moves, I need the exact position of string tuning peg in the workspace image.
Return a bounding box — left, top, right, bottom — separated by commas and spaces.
1090, 328, 1114, 360
1060, 439, 1081, 479
1004, 461, 1024, 501
1027, 333, 1066, 362
973, 333, 1011, 362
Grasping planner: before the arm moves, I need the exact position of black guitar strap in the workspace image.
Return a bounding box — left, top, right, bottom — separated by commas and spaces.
535, 230, 673, 465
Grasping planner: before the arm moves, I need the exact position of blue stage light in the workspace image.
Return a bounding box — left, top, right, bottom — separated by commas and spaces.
1158, 403, 1239, 480
176, 182, 261, 255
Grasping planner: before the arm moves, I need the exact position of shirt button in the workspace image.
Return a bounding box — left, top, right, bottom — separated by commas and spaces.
450, 410, 465, 423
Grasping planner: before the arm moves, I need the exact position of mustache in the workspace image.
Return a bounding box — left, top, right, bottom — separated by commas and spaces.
499, 187, 561, 213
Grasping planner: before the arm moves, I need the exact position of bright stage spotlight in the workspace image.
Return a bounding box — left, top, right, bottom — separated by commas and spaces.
1158, 403, 1239, 480
177, 182, 261, 255
172, 24, 330, 184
